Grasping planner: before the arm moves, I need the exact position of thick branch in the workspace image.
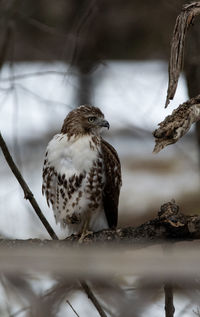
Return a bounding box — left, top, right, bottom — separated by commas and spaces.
65, 200, 200, 243
153, 95, 200, 153
165, 2, 200, 108
0, 201, 193, 246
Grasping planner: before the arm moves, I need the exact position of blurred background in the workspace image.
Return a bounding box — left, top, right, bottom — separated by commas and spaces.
1, 0, 200, 316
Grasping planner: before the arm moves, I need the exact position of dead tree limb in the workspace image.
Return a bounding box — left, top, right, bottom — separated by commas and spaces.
0, 132, 107, 317
65, 200, 200, 243
165, 2, 200, 108
153, 95, 200, 153
0, 200, 199, 246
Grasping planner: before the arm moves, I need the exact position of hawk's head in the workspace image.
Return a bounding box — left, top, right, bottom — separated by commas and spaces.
61, 105, 110, 137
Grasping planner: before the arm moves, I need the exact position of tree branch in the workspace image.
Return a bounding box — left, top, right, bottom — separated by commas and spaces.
66, 300, 80, 317
153, 95, 200, 153
65, 200, 200, 243
0, 200, 195, 247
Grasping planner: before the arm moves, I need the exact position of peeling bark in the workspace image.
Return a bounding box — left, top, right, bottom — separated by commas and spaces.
153, 95, 200, 153
165, 2, 200, 108
65, 200, 200, 244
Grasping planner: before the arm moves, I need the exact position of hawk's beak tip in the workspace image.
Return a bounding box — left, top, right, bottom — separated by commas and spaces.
100, 119, 110, 130
104, 120, 110, 130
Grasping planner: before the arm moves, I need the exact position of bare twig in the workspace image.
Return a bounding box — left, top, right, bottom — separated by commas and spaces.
153, 95, 200, 153
80, 281, 107, 317
0, 70, 67, 82
66, 300, 80, 317
165, 2, 200, 108
164, 284, 175, 317
0, 132, 58, 240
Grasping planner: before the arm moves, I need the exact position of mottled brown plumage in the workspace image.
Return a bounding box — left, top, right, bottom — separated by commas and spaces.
42, 105, 121, 236
101, 139, 121, 228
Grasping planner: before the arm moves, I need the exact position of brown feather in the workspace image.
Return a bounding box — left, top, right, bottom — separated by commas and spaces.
101, 139, 122, 229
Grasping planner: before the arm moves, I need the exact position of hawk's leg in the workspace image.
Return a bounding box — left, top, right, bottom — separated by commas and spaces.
78, 215, 93, 243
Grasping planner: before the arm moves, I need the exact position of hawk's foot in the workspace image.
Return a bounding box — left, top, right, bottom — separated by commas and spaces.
78, 230, 93, 244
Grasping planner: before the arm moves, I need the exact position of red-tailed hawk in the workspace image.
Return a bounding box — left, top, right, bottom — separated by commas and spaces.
42, 105, 121, 239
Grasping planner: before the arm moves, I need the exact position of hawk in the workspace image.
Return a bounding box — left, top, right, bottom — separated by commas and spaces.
42, 105, 121, 239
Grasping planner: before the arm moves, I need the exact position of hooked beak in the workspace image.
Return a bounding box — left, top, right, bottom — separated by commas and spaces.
98, 119, 110, 130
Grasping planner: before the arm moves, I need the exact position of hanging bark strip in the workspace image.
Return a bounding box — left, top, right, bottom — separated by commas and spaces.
153, 95, 200, 153
165, 2, 200, 108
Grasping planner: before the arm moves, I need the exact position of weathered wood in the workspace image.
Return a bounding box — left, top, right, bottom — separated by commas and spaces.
65, 200, 200, 243
0, 201, 200, 247
153, 95, 200, 153
165, 2, 200, 108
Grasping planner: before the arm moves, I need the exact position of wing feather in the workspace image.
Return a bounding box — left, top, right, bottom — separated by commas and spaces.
101, 139, 122, 229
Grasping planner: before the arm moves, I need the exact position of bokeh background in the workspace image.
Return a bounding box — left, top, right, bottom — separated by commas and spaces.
0, 1, 200, 316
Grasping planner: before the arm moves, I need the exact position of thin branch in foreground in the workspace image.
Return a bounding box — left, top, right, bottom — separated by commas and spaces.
80, 281, 107, 317
164, 284, 175, 317
0, 132, 107, 317
165, 2, 200, 108
66, 300, 80, 317
0, 132, 58, 240
153, 95, 200, 153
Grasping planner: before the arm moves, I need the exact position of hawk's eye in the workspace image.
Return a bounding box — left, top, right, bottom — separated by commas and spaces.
88, 116, 96, 123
